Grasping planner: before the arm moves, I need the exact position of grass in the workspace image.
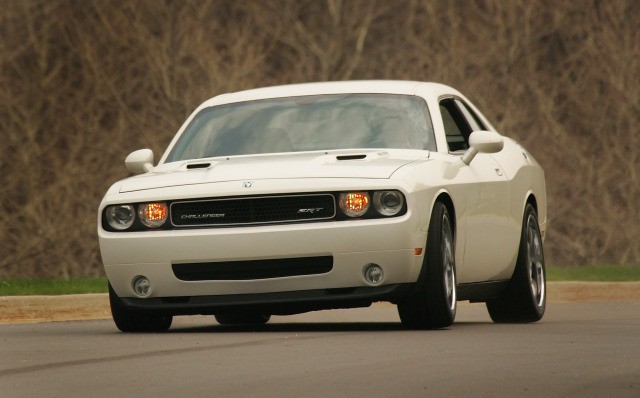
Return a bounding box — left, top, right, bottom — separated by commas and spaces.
546, 265, 640, 282
0, 278, 108, 296
1, 265, 639, 296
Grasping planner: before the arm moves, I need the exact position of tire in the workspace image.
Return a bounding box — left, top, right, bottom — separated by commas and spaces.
398, 201, 457, 329
109, 283, 173, 332
486, 204, 546, 323
215, 312, 271, 326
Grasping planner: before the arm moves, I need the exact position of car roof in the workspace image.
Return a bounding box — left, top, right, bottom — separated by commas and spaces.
199, 80, 457, 108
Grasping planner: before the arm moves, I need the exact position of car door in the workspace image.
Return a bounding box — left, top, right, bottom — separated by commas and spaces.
439, 98, 512, 283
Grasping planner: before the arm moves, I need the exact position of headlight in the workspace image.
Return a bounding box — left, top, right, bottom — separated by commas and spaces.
138, 202, 168, 228
373, 191, 405, 216
105, 204, 135, 230
339, 192, 370, 217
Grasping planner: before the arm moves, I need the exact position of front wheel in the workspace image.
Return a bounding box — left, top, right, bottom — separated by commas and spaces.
486, 204, 546, 323
109, 283, 173, 333
398, 201, 457, 329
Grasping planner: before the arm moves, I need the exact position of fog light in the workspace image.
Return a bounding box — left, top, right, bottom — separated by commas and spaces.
364, 264, 384, 285
132, 276, 152, 297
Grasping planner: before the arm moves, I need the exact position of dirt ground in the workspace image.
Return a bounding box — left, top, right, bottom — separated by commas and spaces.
1, 282, 639, 324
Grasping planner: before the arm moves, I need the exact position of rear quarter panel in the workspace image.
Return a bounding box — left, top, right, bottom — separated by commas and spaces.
492, 137, 548, 246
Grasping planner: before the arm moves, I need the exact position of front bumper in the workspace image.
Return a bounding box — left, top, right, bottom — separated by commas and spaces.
115, 283, 416, 316
99, 214, 426, 301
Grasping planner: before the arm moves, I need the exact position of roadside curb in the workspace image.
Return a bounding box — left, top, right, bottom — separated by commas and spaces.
547, 281, 640, 303
1, 282, 640, 324
0, 293, 110, 324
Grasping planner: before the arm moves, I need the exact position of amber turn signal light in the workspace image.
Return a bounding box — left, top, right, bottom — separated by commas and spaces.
339, 192, 370, 217
138, 202, 168, 228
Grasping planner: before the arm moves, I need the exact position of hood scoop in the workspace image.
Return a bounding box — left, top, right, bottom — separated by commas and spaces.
336, 154, 367, 161
186, 162, 212, 170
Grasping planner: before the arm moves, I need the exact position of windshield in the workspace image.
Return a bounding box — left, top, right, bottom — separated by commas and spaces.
166, 94, 436, 162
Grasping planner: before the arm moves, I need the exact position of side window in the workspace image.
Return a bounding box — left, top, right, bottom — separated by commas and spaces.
455, 99, 486, 131
439, 99, 471, 152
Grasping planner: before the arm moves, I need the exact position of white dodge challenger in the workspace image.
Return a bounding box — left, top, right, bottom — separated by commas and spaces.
98, 81, 547, 332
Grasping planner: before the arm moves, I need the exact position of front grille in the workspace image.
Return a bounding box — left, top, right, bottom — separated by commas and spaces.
170, 194, 335, 227
172, 256, 334, 281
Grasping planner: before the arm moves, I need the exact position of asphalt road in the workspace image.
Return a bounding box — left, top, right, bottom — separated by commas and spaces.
1, 301, 639, 397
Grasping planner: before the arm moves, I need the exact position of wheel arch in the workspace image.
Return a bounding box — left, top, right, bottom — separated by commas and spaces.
516, 191, 539, 240
523, 191, 547, 243
525, 192, 538, 215
433, 191, 456, 238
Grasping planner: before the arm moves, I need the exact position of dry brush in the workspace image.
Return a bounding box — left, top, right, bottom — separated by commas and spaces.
0, 0, 638, 278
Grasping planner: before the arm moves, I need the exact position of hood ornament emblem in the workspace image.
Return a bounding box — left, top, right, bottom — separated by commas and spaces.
242, 181, 253, 188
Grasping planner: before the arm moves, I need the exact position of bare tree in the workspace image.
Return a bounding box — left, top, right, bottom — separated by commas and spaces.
0, 0, 638, 278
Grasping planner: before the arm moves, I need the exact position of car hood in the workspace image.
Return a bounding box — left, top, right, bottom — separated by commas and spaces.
119, 150, 428, 193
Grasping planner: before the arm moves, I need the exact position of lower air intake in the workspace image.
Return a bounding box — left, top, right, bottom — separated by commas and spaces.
172, 256, 333, 281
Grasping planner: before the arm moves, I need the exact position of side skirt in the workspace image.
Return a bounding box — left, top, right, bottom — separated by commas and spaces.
457, 280, 510, 302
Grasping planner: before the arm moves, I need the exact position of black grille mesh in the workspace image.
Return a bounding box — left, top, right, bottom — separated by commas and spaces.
171, 194, 335, 227
172, 256, 334, 281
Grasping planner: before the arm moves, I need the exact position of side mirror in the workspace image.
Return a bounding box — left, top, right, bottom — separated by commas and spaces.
125, 149, 154, 175
461, 130, 504, 165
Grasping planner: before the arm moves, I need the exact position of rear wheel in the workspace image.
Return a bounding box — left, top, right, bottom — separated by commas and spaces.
486, 204, 546, 323
398, 201, 457, 329
215, 312, 271, 326
109, 283, 173, 332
